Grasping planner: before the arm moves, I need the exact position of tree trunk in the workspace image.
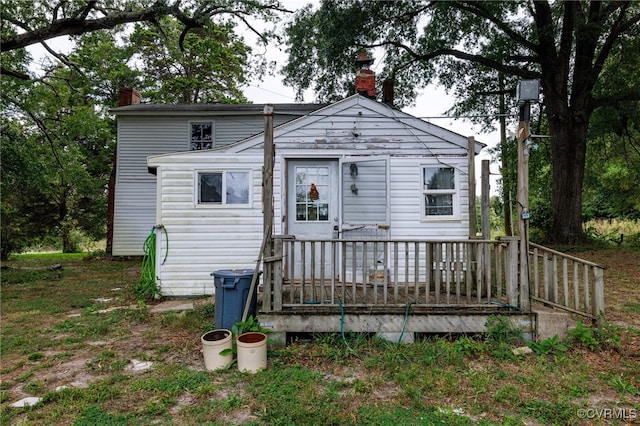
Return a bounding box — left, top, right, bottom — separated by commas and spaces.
59, 192, 75, 253
546, 112, 589, 243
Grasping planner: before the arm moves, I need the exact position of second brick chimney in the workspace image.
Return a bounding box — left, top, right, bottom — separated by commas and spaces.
118, 87, 141, 107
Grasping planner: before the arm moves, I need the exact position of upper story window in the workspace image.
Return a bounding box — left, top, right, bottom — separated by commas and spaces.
422, 166, 457, 218
191, 122, 213, 150
198, 171, 250, 205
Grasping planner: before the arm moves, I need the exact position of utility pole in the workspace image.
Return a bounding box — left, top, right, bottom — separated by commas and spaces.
516, 104, 531, 311
515, 79, 539, 312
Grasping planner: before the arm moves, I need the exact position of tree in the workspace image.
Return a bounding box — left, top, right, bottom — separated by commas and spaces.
1, 0, 287, 78
0, 122, 46, 259
129, 17, 250, 104
282, 0, 640, 244
1, 1, 288, 257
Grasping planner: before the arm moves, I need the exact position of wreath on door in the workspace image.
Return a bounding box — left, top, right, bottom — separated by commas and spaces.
309, 183, 319, 200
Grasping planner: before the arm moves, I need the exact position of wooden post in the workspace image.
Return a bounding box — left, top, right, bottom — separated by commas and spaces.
500, 236, 519, 308
481, 160, 490, 240
499, 74, 513, 236
263, 104, 275, 261
592, 267, 605, 324
516, 104, 531, 311
468, 136, 477, 238
242, 105, 274, 322
263, 108, 274, 216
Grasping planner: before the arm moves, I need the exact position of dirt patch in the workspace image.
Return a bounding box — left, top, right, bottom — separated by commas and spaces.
563, 248, 640, 328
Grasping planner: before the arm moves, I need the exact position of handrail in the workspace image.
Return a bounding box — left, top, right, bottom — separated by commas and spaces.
262, 237, 525, 312
529, 242, 605, 269
528, 243, 605, 321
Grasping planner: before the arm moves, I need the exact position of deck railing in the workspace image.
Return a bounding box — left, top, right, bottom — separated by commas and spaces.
261, 236, 526, 313
528, 243, 605, 320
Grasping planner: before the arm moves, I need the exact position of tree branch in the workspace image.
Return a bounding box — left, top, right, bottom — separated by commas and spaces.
1, 2, 169, 51
593, 4, 640, 77
593, 90, 640, 108
369, 40, 540, 79
73, 0, 98, 20
0, 67, 30, 80
453, 1, 540, 54
40, 40, 85, 77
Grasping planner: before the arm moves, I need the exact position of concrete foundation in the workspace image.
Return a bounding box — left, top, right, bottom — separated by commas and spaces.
534, 308, 577, 341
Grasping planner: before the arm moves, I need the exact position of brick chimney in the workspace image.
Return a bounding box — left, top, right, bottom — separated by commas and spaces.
118, 87, 141, 106
382, 78, 394, 107
355, 51, 375, 99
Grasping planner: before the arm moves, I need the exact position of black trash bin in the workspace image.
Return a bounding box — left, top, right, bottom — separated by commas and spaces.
211, 269, 261, 330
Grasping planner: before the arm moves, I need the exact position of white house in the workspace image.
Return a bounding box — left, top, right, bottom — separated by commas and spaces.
147, 94, 485, 296
110, 94, 325, 256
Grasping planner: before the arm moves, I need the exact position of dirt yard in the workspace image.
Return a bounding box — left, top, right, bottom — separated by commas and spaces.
1, 247, 638, 425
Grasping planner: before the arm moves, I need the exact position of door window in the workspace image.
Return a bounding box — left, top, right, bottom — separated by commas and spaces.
295, 166, 330, 222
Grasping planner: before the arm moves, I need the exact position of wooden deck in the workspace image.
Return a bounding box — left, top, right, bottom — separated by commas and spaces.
258, 236, 605, 335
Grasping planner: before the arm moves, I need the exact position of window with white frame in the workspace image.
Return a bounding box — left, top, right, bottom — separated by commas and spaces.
191, 122, 213, 150
198, 171, 250, 205
422, 166, 456, 218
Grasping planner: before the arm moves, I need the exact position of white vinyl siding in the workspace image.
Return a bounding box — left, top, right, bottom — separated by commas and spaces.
342, 159, 388, 225
113, 114, 303, 255
389, 157, 469, 240
112, 183, 156, 255
149, 155, 263, 296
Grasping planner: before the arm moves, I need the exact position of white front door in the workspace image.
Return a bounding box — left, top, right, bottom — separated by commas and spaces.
287, 159, 339, 239
287, 159, 339, 278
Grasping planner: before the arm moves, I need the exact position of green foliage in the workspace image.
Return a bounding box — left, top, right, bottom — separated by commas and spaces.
484, 315, 524, 360
0, 122, 49, 259
608, 376, 640, 396
485, 315, 523, 346
230, 315, 270, 336
527, 335, 568, 356
519, 399, 575, 425
132, 365, 212, 396
27, 352, 45, 362
129, 17, 252, 104
73, 405, 133, 426
132, 275, 160, 302
0, 2, 282, 258
23, 379, 46, 395
452, 336, 485, 357
85, 350, 127, 374
567, 321, 599, 351
593, 322, 624, 352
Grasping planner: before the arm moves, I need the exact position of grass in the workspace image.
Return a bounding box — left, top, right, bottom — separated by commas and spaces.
1, 251, 639, 425
584, 218, 640, 247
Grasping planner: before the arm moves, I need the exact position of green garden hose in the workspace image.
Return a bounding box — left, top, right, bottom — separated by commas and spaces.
137, 226, 168, 300
398, 301, 416, 345
337, 300, 358, 356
